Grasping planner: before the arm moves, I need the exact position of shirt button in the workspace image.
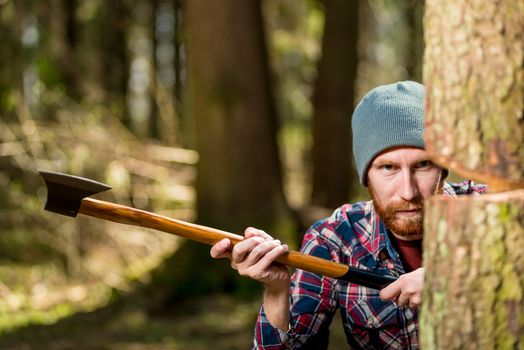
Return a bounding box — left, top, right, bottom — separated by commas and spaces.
367, 316, 379, 327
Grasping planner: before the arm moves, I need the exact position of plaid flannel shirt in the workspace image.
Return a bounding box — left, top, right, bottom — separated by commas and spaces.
253, 181, 487, 350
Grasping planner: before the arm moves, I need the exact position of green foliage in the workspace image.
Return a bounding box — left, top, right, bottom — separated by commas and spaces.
35, 56, 65, 90
0, 90, 195, 333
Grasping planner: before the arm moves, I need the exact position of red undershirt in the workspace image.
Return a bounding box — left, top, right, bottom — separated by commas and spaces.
389, 235, 423, 272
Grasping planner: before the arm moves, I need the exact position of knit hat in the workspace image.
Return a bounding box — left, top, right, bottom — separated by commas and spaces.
352, 81, 425, 186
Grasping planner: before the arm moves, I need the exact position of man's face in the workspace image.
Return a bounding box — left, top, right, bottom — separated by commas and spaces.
367, 147, 444, 240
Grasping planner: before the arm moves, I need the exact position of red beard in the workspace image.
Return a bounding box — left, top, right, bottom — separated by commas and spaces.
368, 185, 424, 238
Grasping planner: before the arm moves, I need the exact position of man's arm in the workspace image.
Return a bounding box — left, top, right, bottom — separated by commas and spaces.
262, 283, 290, 331
211, 225, 340, 349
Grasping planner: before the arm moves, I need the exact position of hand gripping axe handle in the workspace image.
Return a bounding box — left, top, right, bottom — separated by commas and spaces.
39, 170, 397, 290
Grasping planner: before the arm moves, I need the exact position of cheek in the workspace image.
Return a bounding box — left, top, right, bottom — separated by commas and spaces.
368, 181, 390, 205
418, 172, 442, 197
369, 176, 405, 203
372, 188, 396, 206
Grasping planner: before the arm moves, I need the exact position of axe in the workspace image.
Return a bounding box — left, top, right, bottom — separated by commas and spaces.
39, 170, 397, 289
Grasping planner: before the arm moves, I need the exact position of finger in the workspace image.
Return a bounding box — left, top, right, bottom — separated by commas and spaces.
409, 295, 422, 308
243, 239, 282, 266
244, 227, 273, 240
397, 291, 410, 307
249, 243, 289, 272
231, 236, 265, 263
380, 281, 402, 301
210, 238, 232, 259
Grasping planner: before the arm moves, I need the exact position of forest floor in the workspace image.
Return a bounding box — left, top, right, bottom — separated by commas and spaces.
0, 251, 348, 349
0, 288, 348, 350
0, 291, 260, 350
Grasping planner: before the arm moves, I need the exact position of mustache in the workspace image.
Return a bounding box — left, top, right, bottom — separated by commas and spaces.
387, 199, 423, 212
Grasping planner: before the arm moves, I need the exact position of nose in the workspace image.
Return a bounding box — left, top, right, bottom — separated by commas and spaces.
399, 169, 419, 201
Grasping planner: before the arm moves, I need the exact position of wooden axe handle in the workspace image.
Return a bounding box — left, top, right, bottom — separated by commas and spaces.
80, 197, 349, 279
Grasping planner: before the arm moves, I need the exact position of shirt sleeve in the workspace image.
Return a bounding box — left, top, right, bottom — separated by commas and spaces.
253, 225, 341, 349
252, 306, 294, 349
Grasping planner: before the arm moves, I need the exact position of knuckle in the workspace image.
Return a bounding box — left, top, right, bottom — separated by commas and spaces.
405, 286, 416, 295
250, 245, 265, 259
253, 240, 271, 252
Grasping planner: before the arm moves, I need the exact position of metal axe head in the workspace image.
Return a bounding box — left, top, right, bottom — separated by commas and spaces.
39, 170, 112, 217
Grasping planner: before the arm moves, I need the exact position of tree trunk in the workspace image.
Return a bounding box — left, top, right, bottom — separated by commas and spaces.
173, 0, 185, 144
422, 0, 524, 348
186, 0, 289, 232
146, 0, 292, 303
311, 0, 359, 209
422, 190, 524, 348
100, 0, 129, 122
424, 0, 524, 192
53, 0, 84, 100
405, 0, 423, 81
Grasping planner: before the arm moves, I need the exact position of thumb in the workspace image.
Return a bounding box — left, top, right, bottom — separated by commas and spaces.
210, 238, 232, 259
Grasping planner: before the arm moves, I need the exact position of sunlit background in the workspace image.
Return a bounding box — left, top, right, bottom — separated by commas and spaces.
0, 0, 423, 348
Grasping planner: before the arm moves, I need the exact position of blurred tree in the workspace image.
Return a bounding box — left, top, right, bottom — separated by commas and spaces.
53, 0, 84, 100
422, 0, 524, 348
186, 0, 289, 232
147, 0, 293, 302
0, 1, 23, 121
310, 0, 360, 209
150, 0, 181, 145
405, 0, 423, 81
99, 0, 130, 123
173, 0, 184, 119
150, 0, 160, 139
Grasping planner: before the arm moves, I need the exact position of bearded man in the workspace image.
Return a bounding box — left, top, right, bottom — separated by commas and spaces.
210, 81, 486, 349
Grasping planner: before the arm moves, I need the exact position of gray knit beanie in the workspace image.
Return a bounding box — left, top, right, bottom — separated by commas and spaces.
352, 81, 425, 186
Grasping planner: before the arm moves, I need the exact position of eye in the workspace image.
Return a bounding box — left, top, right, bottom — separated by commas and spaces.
417, 160, 433, 168
380, 164, 395, 172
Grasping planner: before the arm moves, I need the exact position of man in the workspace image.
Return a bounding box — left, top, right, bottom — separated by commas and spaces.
210, 81, 486, 349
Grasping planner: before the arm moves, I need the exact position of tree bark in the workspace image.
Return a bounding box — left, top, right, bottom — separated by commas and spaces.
424, 0, 524, 191
422, 0, 524, 348
422, 190, 524, 349
311, 0, 359, 208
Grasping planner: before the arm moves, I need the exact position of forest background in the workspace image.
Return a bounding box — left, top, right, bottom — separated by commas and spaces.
0, 0, 424, 348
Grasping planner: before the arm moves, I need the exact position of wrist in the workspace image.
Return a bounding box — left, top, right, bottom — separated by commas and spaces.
265, 278, 290, 295
263, 282, 290, 331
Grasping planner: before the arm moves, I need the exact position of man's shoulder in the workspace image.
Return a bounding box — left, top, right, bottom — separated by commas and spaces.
303, 201, 375, 257
312, 201, 372, 225
443, 180, 488, 197
308, 201, 374, 242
